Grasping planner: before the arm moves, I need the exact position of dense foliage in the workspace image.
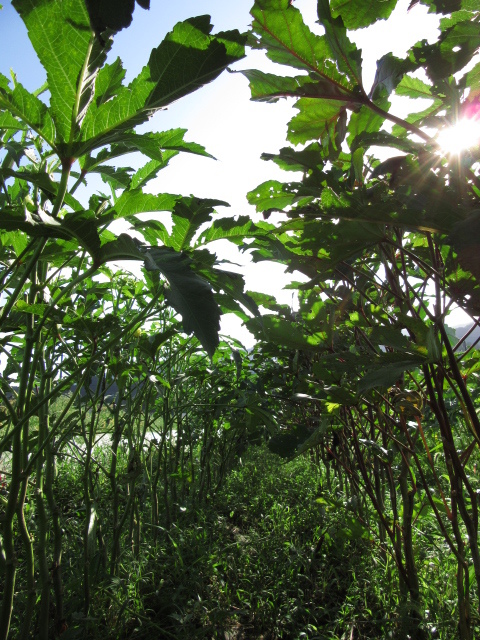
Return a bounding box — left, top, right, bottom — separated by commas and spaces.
1, 0, 480, 638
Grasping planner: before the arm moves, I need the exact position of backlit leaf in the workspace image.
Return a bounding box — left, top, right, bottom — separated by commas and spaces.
79, 19, 245, 154
13, 0, 109, 143
330, 0, 397, 29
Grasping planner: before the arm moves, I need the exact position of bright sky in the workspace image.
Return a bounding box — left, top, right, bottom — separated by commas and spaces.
0, 1, 471, 345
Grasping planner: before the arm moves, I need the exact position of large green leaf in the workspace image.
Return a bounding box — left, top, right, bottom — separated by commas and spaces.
251, 0, 349, 88
358, 358, 425, 392
96, 234, 220, 356
166, 198, 229, 252
395, 75, 434, 99
369, 53, 413, 100
260, 144, 326, 172
145, 246, 221, 358
288, 98, 347, 146
78, 18, 245, 155
84, 0, 150, 36
198, 267, 260, 319
247, 180, 304, 213
92, 58, 126, 107
449, 211, 480, 282
111, 190, 179, 219
129, 156, 176, 191
317, 0, 363, 86
247, 315, 327, 350
0, 168, 82, 210
329, 0, 397, 28
0, 206, 101, 256
198, 216, 265, 246
13, 0, 109, 145
242, 69, 351, 102
408, 18, 480, 81
95, 129, 213, 162
0, 74, 55, 147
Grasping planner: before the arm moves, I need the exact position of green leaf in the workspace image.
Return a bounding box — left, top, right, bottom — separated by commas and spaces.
165, 198, 228, 252
351, 146, 364, 183
242, 69, 351, 103
96, 235, 220, 356
296, 419, 330, 455
130, 153, 177, 191
87, 165, 133, 190
112, 190, 179, 219
84, 0, 150, 36
250, 0, 354, 92
13, 0, 109, 144
260, 144, 326, 172
104, 129, 213, 162
93, 58, 126, 107
268, 423, 312, 458
288, 98, 346, 146
358, 358, 425, 392
200, 267, 260, 319
0, 74, 55, 146
368, 326, 411, 351
347, 103, 388, 147
0, 168, 82, 210
449, 210, 480, 282
408, 19, 480, 81
350, 131, 423, 154
370, 53, 413, 99
247, 315, 326, 350
79, 18, 245, 154
0, 206, 101, 256
139, 327, 177, 359
396, 75, 433, 99
416, 0, 461, 14
247, 180, 301, 213
242, 69, 317, 102
14, 300, 50, 316
330, 0, 397, 29
131, 218, 169, 245
198, 216, 262, 246
144, 246, 220, 358
317, 0, 363, 86
0, 110, 27, 133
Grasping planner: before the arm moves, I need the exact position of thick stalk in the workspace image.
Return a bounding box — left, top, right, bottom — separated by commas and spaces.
81, 379, 99, 616
0, 238, 46, 333
44, 440, 65, 635
450, 487, 471, 640
0, 274, 38, 640
34, 361, 52, 640
0, 418, 21, 640
109, 395, 124, 576
397, 428, 423, 639
17, 276, 41, 640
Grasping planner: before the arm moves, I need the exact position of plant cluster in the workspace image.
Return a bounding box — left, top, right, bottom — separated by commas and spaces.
214, 0, 480, 637
1, 0, 480, 639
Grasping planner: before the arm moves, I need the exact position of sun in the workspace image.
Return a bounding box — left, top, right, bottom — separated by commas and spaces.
436, 117, 480, 155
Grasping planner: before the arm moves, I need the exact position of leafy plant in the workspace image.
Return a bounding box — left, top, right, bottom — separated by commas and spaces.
210, 0, 480, 637
0, 1, 249, 637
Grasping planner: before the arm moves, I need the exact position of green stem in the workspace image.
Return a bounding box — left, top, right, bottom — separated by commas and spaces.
0, 238, 46, 332
33, 362, 51, 640
51, 160, 72, 219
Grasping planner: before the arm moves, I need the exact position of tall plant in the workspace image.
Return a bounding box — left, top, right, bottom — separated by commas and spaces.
0, 1, 247, 637
204, 0, 480, 637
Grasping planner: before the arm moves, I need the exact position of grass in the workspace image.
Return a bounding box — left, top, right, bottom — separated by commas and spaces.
4, 441, 465, 639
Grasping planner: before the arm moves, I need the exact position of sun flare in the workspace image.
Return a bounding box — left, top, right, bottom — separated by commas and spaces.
436, 118, 480, 155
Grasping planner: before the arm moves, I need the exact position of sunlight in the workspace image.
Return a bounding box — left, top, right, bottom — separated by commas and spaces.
437, 117, 480, 155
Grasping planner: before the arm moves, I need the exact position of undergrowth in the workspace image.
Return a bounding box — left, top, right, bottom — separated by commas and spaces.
8, 446, 458, 639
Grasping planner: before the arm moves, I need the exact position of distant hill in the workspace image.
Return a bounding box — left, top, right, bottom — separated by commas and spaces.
453, 323, 480, 349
